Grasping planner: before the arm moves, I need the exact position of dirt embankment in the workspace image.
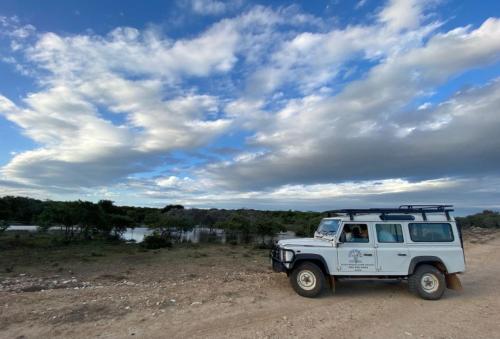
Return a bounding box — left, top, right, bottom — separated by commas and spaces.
1, 230, 500, 338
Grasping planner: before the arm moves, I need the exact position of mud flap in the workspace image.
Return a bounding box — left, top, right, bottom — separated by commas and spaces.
329, 276, 336, 294
445, 273, 463, 291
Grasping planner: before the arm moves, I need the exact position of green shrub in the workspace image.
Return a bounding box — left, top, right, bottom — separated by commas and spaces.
140, 233, 172, 249
254, 242, 273, 250
0, 220, 8, 235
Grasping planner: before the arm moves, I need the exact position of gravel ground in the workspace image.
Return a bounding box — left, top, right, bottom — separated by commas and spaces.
1, 229, 499, 339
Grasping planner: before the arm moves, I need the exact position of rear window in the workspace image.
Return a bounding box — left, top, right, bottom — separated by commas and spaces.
408, 223, 454, 242
376, 224, 404, 243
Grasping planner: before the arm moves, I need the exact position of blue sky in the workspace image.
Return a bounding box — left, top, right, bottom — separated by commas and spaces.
1, 0, 500, 214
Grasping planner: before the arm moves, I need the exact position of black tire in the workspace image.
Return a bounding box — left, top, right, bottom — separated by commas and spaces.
408, 264, 445, 300
290, 262, 325, 298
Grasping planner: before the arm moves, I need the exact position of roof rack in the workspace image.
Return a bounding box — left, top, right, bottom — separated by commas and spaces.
324, 205, 454, 221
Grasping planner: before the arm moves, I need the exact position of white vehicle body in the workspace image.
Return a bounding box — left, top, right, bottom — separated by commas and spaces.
271, 205, 465, 299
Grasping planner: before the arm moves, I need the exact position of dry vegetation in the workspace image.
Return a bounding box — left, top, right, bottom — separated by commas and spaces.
1, 230, 500, 338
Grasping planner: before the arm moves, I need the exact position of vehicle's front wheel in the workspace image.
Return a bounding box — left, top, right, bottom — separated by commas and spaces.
290, 262, 325, 298
408, 264, 445, 300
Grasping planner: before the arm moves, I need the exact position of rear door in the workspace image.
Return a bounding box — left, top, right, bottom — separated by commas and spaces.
336, 223, 377, 274
375, 223, 410, 274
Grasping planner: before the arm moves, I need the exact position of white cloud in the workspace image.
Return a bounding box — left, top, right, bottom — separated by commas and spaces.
356, 0, 369, 10
128, 175, 463, 210
156, 176, 193, 188
188, 0, 242, 15
1, 3, 500, 211
27, 23, 239, 82
202, 17, 500, 191
267, 178, 457, 200
10, 24, 36, 39
378, 0, 425, 31
243, 4, 441, 98
0, 6, 295, 190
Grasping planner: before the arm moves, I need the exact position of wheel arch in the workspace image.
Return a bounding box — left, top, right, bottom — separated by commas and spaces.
291, 254, 330, 277
408, 256, 448, 275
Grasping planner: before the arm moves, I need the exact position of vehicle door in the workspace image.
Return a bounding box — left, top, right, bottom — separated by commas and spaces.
336, 223, 377, 274
374, 223, 410, 274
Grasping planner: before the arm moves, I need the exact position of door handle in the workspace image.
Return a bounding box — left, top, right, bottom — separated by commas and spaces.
397, 253, 407, 256
363, 253, 373, 256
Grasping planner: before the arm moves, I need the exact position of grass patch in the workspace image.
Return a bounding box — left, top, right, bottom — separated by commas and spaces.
188, 251, 209, 258
0, 233, 271, 279
0, 232, 137, 277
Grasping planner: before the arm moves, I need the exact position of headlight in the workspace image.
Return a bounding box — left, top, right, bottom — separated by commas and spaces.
280, 248, 295, 262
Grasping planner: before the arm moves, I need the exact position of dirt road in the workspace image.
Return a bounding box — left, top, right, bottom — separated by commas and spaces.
1, 231, 500, 338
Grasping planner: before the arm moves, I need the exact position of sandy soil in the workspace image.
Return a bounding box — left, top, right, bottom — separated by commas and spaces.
1, 229, 500, 339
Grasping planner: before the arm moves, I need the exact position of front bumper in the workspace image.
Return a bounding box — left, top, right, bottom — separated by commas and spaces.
271, 258, 288, 273
270, 245, 294, 273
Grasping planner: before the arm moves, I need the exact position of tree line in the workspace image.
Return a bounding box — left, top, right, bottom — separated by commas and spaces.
455, 210, 500, 229
0, 196, 322, 242
1, 196, 498, 243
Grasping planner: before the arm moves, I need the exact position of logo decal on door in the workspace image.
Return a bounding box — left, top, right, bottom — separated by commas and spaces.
348, 249, 363, 263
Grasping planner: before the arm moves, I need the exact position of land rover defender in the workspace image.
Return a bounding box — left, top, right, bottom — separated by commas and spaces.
271, 205, 465, 300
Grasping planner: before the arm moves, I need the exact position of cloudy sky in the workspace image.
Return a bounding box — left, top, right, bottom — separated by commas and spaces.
0, 0, 499, 214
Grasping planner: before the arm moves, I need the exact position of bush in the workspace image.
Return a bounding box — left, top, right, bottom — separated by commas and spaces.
295, 228, 309, 237
198, 230, 221, 243
456, 210, 500, 229
254, 242, 273, 249
105, 233, 123, 243
0, 220, 8, 235
140, 233, 172, 249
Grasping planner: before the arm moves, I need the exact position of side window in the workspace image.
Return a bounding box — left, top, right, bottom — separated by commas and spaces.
408, 223, 454, 242
341, 224, 369, 243
376, 224, 404, 243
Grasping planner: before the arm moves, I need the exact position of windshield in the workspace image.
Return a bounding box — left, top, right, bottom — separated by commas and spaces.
317, 219, 340, 235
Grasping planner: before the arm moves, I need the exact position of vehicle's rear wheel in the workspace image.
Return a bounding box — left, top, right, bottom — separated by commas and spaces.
290, 262, 325, 298
408, 264, 445, 300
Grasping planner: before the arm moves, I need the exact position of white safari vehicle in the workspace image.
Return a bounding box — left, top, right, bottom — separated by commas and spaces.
271, 205, 465, 300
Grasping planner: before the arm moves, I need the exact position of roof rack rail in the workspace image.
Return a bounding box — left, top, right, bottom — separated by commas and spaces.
324, 205, 454, 221
398, 204, 453, 210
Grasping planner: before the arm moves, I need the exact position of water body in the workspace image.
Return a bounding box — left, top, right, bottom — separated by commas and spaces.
6, 225, 40, 231
5, 225, 298, 244
121, 227, 298, 244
